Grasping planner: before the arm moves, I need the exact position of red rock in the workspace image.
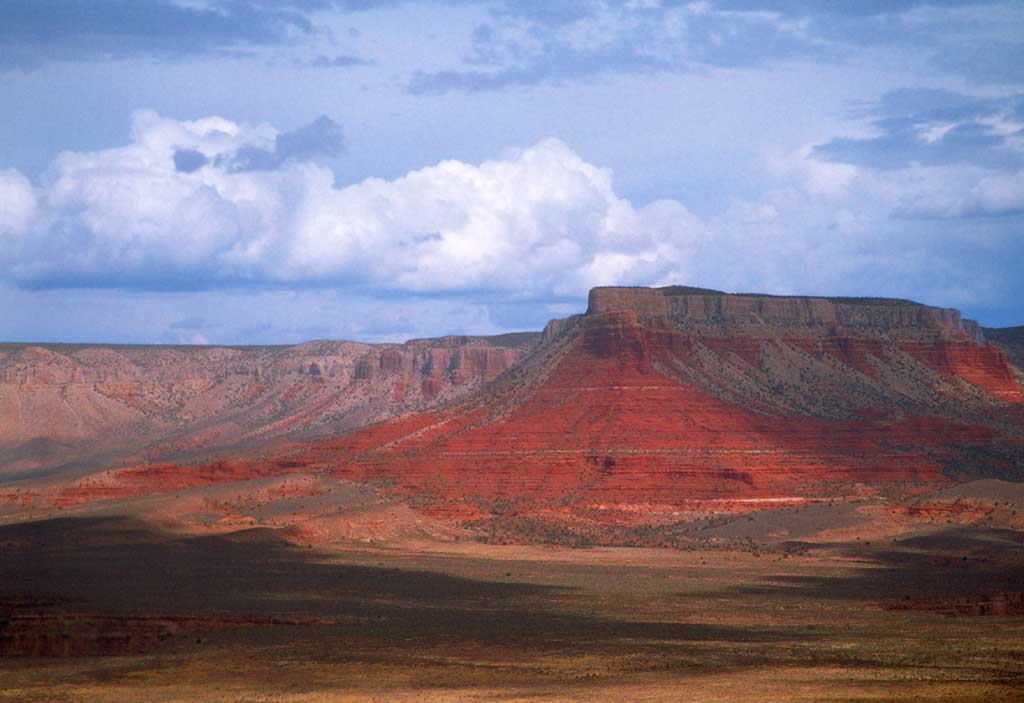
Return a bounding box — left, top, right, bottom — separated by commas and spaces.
4, 287, 1023, 541
287, 287, 1024, 525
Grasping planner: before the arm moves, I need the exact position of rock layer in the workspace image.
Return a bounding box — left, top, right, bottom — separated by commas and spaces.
285, 287, 1024, 525
588, 286, 986, 341
3, 286, 1023, 543
0, 333, 538, 477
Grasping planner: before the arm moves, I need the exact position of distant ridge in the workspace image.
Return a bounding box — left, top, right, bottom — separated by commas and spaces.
0, 333, 540, 479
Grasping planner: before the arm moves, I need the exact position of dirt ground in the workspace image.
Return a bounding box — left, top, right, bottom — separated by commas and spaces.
1, 517, 1023, 702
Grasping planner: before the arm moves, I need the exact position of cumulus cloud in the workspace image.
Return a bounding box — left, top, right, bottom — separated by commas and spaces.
0, 110, 703, 294
1, 108, 1020, 319
0, 169, 37, 236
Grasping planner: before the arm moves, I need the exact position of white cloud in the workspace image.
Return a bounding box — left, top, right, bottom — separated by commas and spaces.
967, 171, 1024, 215
0, 169, 37, 236
1, 110, 1020, 318
1, 111, 706, 296
781, 137, 1024, 220
917, 121, 956, 144
861, 164, 1024, 219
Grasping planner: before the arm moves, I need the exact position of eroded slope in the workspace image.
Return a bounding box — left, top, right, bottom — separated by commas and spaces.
0, 333, 538, 478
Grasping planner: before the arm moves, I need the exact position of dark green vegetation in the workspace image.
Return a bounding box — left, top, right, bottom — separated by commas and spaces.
2, 517, 1023, 702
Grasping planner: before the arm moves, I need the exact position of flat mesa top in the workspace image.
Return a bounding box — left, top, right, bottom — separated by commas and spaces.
590, 285, 920, 307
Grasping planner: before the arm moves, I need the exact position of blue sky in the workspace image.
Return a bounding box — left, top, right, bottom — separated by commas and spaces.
0, 0, 1022, 344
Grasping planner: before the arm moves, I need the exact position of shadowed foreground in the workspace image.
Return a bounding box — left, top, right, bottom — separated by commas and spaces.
2, 517, 1023, 702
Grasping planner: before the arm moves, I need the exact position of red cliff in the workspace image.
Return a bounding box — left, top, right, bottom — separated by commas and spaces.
4, 286, 1022, 543
292, 287, 1024, 526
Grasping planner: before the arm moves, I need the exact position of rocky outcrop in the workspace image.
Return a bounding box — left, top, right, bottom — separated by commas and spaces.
588, 286, 986, 342
0, 333, 539, 477
3, 286, 1022, 546
284, 286, 1024, 528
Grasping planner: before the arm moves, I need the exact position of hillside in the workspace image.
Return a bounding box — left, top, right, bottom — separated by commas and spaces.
7, 286, 1021, 546
288, 287, 1024, 532
0, 333, 539, 479
986, 325, 1024, 370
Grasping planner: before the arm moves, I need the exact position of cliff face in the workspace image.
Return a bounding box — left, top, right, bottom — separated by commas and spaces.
582, 287, 1019, 407
3, 286, 1023, 543
587, 286, 986, 342
281, 286, 1023, 523
0, 333, 539, 477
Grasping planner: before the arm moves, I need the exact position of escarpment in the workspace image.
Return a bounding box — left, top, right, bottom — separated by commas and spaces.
3, 286, 1023, 543
0, 333, 539, 477
587, 286, 986, 341
274, 286, 1024, 525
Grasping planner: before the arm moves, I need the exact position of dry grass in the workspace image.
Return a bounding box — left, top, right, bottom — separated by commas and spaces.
1, 517, 1022, 702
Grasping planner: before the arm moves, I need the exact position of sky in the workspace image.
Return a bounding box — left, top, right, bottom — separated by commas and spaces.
0, 0, 1022, 344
